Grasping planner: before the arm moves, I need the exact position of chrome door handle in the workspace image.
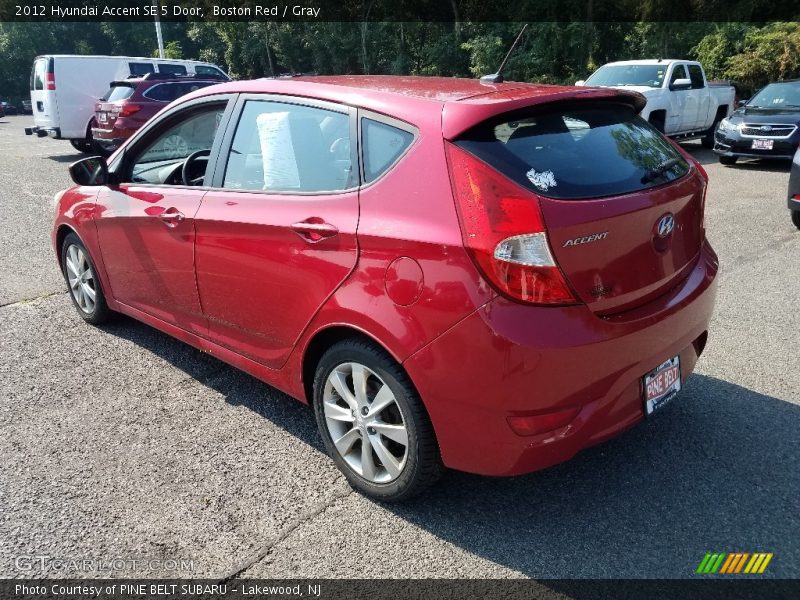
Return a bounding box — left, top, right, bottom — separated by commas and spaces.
158, 208, 185, 225
290, 220, 339, 240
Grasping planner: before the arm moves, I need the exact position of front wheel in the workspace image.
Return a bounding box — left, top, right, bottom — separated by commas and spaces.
313, 339, 442, 502
792, 211, 800, 230
61, 233, 112, 325
719, 155, 738, 166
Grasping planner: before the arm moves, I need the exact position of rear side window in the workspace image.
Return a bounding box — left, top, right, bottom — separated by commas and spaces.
455, 104, 690, 200
31, 58, 47, 91
129, 62, 155, 76
223, 100, 354, 193
105, 84, 135, 102
144, 82, 211, 102
195, 65, 227, 79
158, 63, 187, 76
361, 119, 414, 183
688, 65, 705, 89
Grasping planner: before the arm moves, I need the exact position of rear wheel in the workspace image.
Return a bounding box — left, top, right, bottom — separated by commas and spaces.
313, 339, 442, 502
61, 233, 111, 325
719, 155, 738, 166
69, 139, 93, 153
792, 211, 800, 230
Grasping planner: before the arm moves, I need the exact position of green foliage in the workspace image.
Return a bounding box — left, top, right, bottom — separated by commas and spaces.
1, 20, 798, 105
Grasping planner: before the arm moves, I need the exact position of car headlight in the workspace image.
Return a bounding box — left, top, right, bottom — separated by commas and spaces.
718, 118, 734, 132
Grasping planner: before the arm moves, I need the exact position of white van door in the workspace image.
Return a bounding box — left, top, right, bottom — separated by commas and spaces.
30, 57, 58, 131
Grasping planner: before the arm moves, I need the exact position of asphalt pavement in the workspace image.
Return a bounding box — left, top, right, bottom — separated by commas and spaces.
0, 113, 797, 581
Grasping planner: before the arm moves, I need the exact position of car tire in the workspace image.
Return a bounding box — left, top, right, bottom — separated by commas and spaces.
61, 233, 112, 325
701, 121, 719, 149
719, 156, 738, 166
792, 211, 800, 230
69, 139, 93, 153
312, 339, 442, 502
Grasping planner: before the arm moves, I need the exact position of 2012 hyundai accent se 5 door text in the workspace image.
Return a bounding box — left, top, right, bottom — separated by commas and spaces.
53, 76, 718, 501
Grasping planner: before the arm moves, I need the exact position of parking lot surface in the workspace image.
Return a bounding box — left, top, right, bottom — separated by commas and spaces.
1, 114, 798, 580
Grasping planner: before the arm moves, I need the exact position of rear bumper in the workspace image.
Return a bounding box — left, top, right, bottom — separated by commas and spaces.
91, 126, 133, 148
789, 196, 800, 212
25, 125, 61, 139
404, 241, 719, 476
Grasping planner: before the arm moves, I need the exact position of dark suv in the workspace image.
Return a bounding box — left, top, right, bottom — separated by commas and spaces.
92, 73, 228, 152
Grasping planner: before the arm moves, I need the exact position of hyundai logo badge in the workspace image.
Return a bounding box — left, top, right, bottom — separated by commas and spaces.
656, 214, 675, 238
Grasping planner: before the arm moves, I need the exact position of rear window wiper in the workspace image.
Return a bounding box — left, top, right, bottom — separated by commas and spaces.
642, 158, 680, 183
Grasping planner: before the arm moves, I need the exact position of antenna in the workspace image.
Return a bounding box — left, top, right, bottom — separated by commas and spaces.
480, 24, 528, 84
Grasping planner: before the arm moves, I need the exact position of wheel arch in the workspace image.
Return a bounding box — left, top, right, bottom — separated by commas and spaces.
55, 223, 79, 269
300, 325, 406, 407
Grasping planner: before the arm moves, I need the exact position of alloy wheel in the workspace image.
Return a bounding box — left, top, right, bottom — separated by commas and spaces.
65, 244, 97, 314
323, 362, 409, 483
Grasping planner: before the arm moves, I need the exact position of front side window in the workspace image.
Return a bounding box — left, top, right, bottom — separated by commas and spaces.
361, 119, 415, 183
456, 103, 690, 200
670, 65, 688, 85
688, 65, 705, 89
223, 100, 353, 193
127, 104, 225, 185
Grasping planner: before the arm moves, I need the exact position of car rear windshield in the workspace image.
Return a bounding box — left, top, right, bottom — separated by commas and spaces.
455, 103, 690, 200
103, 84, 135, 102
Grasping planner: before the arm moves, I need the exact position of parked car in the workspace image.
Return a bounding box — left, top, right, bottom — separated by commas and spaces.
714, 79, 800, 165
789, 148, 800, 229
0, 103, 5, 119
577, 60, 735, 146
1, 99, 18, 115
54, 76, 718, 501
24, 55, 229, 153
92, 73, 228, 153
20, 99, 33, 114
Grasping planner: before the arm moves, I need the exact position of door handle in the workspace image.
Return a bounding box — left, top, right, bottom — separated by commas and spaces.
290, 219, 339, 241
157, 207, 185, 226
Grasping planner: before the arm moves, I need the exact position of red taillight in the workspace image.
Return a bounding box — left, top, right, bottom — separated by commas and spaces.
45, 72, 55, 91
507, 406, 580, 436
444, 142, 578, 305
113, 103, 142, 117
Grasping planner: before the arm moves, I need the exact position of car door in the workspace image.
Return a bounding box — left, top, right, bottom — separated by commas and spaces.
94, 96, 234, 336
667, 64, 690, 134
687, 64, 711, 130
194, 96, 360, 369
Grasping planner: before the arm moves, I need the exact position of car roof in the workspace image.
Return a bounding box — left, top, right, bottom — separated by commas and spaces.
601, 59, 695, 66
181, 75, 646, 140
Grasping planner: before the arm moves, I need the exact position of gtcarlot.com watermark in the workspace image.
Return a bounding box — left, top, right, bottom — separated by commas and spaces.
14, 555, 194, 574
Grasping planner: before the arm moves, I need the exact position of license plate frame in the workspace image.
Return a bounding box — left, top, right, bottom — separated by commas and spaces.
751, 138, 774, 150
643, 356, 681, 416
98, 112, 107, 123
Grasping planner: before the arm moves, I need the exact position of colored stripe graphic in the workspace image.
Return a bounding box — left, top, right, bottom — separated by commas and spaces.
700, 552, 773, 574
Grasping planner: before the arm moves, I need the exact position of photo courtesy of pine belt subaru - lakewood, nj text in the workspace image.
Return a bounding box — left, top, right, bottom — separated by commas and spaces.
54, 76, 718, 501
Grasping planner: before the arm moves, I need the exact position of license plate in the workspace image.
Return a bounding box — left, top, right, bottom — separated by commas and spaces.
751, 139, 773, 150
98, 112, 107, 123
643, 356, 681, 415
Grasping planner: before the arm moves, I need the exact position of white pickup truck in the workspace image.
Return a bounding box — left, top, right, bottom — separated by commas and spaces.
577, 59, 735, 147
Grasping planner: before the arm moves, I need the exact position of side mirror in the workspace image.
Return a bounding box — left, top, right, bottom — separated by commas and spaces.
574, 80, 585, 87
670, 78, 692, 90
68, 156, 109, 186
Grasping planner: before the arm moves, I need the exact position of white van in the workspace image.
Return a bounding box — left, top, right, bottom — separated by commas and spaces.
25, 55, 229, 152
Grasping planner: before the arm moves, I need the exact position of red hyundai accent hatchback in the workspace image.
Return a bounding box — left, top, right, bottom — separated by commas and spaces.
54, 76, 718, 501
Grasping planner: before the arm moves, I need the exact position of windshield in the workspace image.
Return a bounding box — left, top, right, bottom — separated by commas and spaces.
103, 84, 135, 102
585, 65, 667, 89
747, 82, 800, 108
